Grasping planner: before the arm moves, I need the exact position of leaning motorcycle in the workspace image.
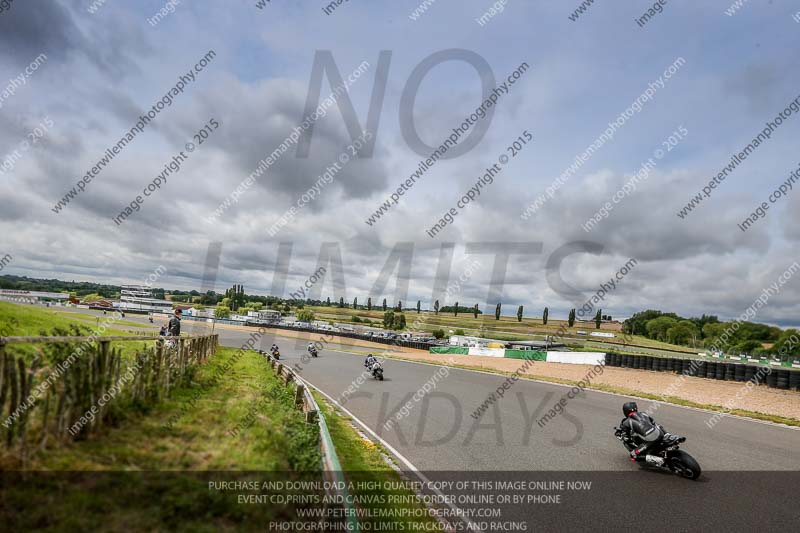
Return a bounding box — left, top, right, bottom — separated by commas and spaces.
369, 361, 384, 381
271, 349, 280, 360
613, 426, 701, 480
309, 347, 318, 358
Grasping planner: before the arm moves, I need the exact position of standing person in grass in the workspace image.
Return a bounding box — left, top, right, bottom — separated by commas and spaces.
168, 308, 182, 336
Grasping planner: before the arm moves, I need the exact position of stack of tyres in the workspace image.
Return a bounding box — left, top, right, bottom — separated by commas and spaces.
734, 364, 746, 382
665, 358, 674, 372
775, 369, 790, 390
723, 363, 735, 381
695, 361, 707, 378
715, 363, 726, 380
766, 370, 778, 388
681, 359, 694, 375
705, 361, 717, 379
744, 365, 756, 382
612, 353, 621, 366
789, 370, 800, 391
633, 356, 641, 369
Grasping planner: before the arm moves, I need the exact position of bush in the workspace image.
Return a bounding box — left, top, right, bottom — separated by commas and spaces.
432, 329, 445, 339
297, 309, 315, 322
454, 329, 465, 336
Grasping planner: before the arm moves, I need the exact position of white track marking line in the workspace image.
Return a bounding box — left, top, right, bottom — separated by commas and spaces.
303, 378, 482, 533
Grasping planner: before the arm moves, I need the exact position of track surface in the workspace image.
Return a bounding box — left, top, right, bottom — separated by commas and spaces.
176, 325, 799, 470
68, 310, 800, 529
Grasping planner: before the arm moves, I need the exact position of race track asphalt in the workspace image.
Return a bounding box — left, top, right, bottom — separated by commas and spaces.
62, 311, 800, 529
204, 326, 800, 530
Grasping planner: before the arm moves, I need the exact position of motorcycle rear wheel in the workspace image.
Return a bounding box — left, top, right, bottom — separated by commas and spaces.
669, 450, 701, 480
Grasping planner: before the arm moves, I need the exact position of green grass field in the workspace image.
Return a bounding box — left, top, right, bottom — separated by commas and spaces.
0, 301, 144, 336
307, 305, 697, 353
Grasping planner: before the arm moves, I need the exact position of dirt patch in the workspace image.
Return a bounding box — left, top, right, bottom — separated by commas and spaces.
390, 351, 800, 422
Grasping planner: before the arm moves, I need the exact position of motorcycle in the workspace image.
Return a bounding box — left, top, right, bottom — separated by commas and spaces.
614, 426, 701, 480
369, 361, 384, 381
308, 347, 318, 358
271, 349, 280, 360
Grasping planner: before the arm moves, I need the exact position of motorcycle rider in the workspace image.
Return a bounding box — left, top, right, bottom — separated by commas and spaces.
619, 401, 666, 466
364, 353, 378, 370
270, 343, 279, 354
308, 342, 317, 356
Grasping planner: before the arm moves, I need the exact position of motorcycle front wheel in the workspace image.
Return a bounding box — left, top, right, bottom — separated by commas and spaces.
668, 450, 701, 480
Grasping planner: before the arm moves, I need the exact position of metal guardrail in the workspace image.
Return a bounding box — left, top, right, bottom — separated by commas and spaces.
258, 350, 359, 531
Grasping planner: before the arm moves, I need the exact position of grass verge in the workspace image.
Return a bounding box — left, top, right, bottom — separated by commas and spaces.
1, 347, 323, 531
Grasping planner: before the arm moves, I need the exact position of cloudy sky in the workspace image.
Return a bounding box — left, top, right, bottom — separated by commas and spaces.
1, 0, 799, 326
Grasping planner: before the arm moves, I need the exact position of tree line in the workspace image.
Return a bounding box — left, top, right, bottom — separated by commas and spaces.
622, 310, 799, 360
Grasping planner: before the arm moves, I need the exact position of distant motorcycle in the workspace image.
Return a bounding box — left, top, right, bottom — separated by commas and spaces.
271, 349, 281, 360
613, 426, 701, 480
369, 361, 384, 381
308, 347, 318, 358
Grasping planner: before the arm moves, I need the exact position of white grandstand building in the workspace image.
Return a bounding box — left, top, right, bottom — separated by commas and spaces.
115, 285, 173, 314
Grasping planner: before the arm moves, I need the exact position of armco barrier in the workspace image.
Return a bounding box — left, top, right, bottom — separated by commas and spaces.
604, 352, 800, 391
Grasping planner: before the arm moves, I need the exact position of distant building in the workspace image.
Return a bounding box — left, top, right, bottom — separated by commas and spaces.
246, 309, 281, 325
0, 289, 69, 304
115, 285, 173, 314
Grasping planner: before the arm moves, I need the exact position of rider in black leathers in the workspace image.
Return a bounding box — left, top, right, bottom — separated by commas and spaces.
364, 353, 378, 370
619, 401, 666, 465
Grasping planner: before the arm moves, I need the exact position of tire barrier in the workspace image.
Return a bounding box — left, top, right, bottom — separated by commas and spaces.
690, 361, 708, 378
705, 362, 717, 380
766, 371, 778, 388
582, 352, 800, 391
790, 371, 800, 391
723, 363, 734, 381
775, 369, 790, 390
